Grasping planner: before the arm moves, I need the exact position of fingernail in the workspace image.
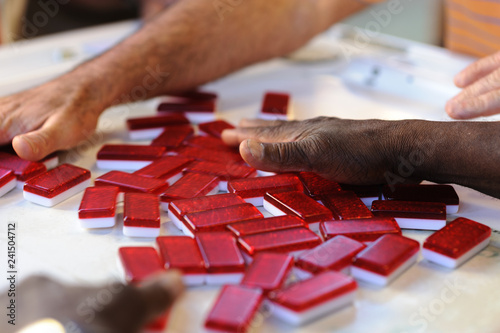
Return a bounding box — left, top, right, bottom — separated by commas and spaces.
246, 139, 264, 160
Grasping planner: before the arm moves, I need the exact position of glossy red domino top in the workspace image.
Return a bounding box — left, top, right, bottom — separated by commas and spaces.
23, 164, 90, 197
78, 186, 119, 219
227, 174, 303, 199
205, 285, 263, 333
184, 160, 256, 181
261, 92, 289, 115
198, 120, 235, 138
97, 144, 165, 161
160, 172, 219, 203
168, 193, 246, 217
268, 271, 357, 312
0, 168, 15, 187
265, 191, 333, 224
95, 171, 169, 194
126, 114, 189, 130
371, 200, 446, 220
296, 236, 366, 273
156, 236, 206, 274
238, 227, 322, 256
173, 90, 217, 101
298, 172, 342, 197
320, 191, 374, 220
175, 146, 242, 164
184, 135, 237, 152
340, 184, 382, 198
241, 252, 294, 293
382, 184, 459, 205
319, 217, 401, 242
150, 125, 194, 148
185, 203, 263, 233
118, 247, 164, 283
134, 156, 193, 180
353, 234, 420, 276
157, 100, 215, 113
423, 217, 491, 259
0, 152, 47, 181
196, 232, 245, 274
227, 215, 306, 237
123, 193, 160, 228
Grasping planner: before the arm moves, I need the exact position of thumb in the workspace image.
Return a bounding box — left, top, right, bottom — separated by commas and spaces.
12, 129, 55, 161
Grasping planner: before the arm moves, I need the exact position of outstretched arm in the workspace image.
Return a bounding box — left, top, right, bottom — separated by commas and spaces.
0, 0, 366, 161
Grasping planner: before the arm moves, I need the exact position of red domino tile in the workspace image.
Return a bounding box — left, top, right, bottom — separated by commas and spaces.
264, 191, 333, 224
205, 285, 263, 333
198, 120, 235, 138
184, 135, 237, 152
227, 174, 304, 199
370, 200, 446, 220
184, 203, 263, 234
320, 217, 401, 242
95, 171, 169, 194
298, 172, 342, 197
123, 193, 160, 228
126, 114, 189, 130
160, 172, 219, 204
261, 92, 289, 115
156, 236, 206, 274
0, 152, 47, 181
169, 193, 246, 218
268, 271, 357, 312
78, 186, 119, 219
352, 234, 420, 277
423, 217, 491, 259
238, 227, 322, 256
175, 146, 242, 164
196, 233, 245, 274
227, 215, 307, 237
118, 247, 164, 283
171, 90, 217, 102
241, 252, 294, 293
157, 99, 215, 113
97, 144, 166, 161
23, 164, 90, 198
296, 236, 366, 274
150, 125, 194, 149
320, 191, 374, 220
340, 184, 382, 199
0, 168, 15, 187
382, 184, 459, 206
134, 156, 193, 180
184, 160, 256, 181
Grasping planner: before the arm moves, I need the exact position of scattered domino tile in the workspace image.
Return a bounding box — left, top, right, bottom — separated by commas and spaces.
382, 184, 460, 214
182, 203, 263, 237
0, 168, 16, 198
263, 191, 333, 232
150, 125, 194, 149
123, 193, 161, 238
198, 120, 235, 138
184, 160, 256, 191
320, 191, 374, 220
168, 193, 246, 230
351, 234, 420, 286
158, 92, 216, 124
175, 145, 242, 164
160, 172, 220, 211
295, 236, 366, 278
259, 92, 290, 121
268, 271, 357, 325
94, 171, 169, 195
340, 183, 382, 206
371, 200, 446, 230
133, 156, 193, 185
238, 227, 322, 260
205, 285, 264, 333
23, 164, 91, 207
196, 232, 246, 285
227, 215, 307, 237
297, 172, 342, 197
0, 152, 47, 187
126, 114, 190, 140
422, 217, 491, 268
38, 152, 59, 170
319, 217, 401, 242
184, 135, 237, 153
241, 252, 294, 294
118, 247, 165, 283
78, 186, 119, 229
227, 173, 304, 206
96, 144, 166, 171
156, 236, 207, 286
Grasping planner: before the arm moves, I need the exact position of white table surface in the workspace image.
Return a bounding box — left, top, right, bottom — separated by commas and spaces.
1, 21, 500, 333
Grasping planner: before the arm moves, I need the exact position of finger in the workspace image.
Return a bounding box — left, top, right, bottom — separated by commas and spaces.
238, 118, 285, 127
454, 51, 500, 87
450, 67, 500, 105
446, 89, 500, 119
221, 121, 301, 147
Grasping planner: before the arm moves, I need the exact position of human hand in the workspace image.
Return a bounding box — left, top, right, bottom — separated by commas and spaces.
446, 51, 500, 119
140, 0, 178, 20
222, 117, 408, 185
